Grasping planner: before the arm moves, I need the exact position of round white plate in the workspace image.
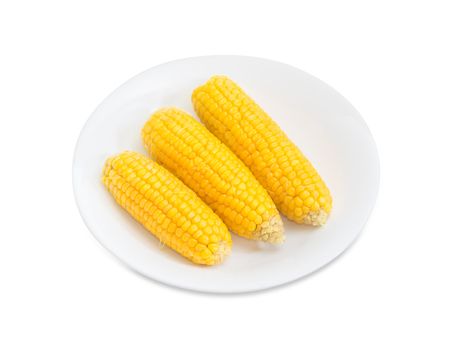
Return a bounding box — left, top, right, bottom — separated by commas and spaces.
73, 56, 379, 293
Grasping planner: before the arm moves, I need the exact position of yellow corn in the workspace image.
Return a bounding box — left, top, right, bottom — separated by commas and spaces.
142, 107, 284, 243
102, 151, 231, 265
192, 76, 332, 225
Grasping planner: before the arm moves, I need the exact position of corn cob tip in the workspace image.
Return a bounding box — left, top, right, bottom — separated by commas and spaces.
304, 209, 328, 226
256, 214, 285, 244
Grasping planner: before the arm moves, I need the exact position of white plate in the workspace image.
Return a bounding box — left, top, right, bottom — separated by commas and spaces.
73, 56, 379, 293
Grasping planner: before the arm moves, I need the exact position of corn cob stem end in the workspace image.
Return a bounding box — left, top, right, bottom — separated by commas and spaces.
304, 209, 328, 226
255, 214, 285, 244
212, 240, 232, 265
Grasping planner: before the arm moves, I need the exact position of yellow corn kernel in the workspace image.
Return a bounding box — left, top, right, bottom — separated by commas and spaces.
102, 151, 231, 265
192, 76, 332, 225
142, 107, 284, 243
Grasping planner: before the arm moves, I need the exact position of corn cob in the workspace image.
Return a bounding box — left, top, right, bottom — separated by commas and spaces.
142, 107, 284, 243
102, 151, 231, 265
192, 76, 332, 225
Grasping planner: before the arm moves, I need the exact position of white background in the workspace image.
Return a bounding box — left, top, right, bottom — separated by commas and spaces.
1, 0, 457, 349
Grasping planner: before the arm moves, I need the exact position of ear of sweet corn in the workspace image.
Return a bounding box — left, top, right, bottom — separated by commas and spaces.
102, 151, 231, 265
192, 76, 332, 225
142, 107, 284, 243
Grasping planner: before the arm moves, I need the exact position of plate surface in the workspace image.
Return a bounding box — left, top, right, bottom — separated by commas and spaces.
73, 56, 379, 293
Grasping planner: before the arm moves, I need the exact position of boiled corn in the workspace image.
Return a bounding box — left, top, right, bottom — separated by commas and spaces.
102, 151, 231, 265
192, 76, 332, 225
142, 107, 284, 243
